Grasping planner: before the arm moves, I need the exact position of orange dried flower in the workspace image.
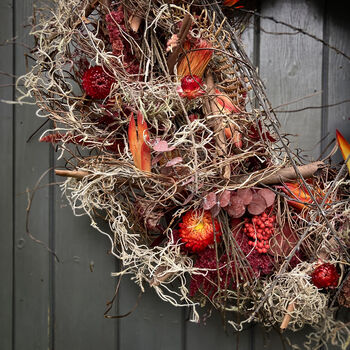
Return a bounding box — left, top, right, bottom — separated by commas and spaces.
177, 39, 213, 78
179, 210, 222, 252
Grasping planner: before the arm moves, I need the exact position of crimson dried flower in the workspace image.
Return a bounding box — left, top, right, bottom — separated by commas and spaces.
82, 66, 115, 99
177, 75, 205, 99
311, 263, 339, 289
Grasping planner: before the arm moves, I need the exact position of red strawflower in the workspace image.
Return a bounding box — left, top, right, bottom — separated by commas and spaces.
178, 210, 221, 253
177, 75, 205, 99
82, 66, 115, 99
311, 263, 339, 289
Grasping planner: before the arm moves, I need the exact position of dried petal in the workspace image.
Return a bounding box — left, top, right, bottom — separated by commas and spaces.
247, 194, 267, 215
165, 157, 183, 167
236, 188, 253, 205
257, 188, 276, 207
203, 192, 217, 210
226, 195, 245, 218
211, 204, 221, 218
219, 190, 231, 208
153, 139, 175, 152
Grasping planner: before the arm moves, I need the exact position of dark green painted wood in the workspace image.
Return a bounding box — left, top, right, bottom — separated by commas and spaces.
0, 1, 14, 349
54, 191, 118, 350
13, 0, 51, 349
119, 280, 183, 350
187, 312, 252, 350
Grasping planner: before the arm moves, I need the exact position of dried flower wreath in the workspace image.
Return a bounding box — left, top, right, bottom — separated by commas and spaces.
17, 0, 350, 348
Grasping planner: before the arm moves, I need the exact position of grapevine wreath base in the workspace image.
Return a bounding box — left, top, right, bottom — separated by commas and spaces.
18, 0, 350, 348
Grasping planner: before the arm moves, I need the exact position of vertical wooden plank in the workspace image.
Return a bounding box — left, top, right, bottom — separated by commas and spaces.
0, 1, 14, 349
54, 190, 118, 350
259, 0, 324, 160
186, 313, 252, 350
324, 1, 350, 162
119, 279, 183, 349
257, 0, 324, 348
13, 0, 51, 348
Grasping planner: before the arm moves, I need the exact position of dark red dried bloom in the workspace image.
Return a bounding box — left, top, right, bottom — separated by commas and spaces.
105, 9, 141, 76
178, 75, 205, 99
311, 263, 339, 289
82, 66, 115, 99
189, 249, 236, 298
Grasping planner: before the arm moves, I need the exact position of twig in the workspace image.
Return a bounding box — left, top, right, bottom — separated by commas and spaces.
205, 73, 231, 180
234, 161, 325, 185
55, 169, 90, 180
167, 14, 192, 75
280, 302, 295, 330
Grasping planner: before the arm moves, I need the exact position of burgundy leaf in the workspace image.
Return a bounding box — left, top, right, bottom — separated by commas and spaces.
203, 192, 217, 210
249, 120, 277, 142
218, 190, 231, 208
211, 204, 221, 218
165, 157, 183, 167
151, 153, 164, 165
269, 224, 298, 257
258, 188, 276, 207
247, 194, 267, 215
236, 188, 253, 205
226, 195, 245, 218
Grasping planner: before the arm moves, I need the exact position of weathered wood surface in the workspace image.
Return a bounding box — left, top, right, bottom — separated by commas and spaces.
1, 1, 350, 349
0, 1, 14, 350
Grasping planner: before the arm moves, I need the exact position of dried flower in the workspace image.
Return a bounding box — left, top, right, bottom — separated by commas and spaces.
179, 210, 222, 252
189, 249, 236, 298
177, 74, 205, 99
311, 263, 339, 289
82, 66, 115, 99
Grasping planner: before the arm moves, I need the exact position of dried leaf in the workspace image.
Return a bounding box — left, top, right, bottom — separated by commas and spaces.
236, 188, 253, 205
153, 139, 173, 152
219, 190, 231, 208
336, 129, 350, 175
269, 224, 298, 257
128, 112, 151, 171
151, 153, 164, 166
165, 157, 183, 167
257, 188, 276, 207
203, 192, 217, 210
226, 195, 245, 218
247, 194, 267, 215
211, 204, 221, 218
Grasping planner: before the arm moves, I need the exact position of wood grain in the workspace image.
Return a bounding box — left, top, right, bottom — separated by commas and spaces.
0, 1, 14, 349
260, 0, 324, 161
13, 1, 51, 349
